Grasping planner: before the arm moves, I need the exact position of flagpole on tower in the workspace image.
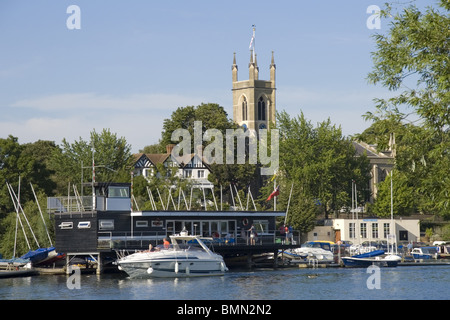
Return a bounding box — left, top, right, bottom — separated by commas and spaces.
249, 24, 256, 61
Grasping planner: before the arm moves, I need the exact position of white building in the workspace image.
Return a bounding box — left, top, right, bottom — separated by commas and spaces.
306, 218, 420, 244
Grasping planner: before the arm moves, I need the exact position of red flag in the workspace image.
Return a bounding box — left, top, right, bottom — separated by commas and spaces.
266, 186, 280, 201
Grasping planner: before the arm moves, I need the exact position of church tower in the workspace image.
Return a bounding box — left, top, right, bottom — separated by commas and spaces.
232, 31, 276, 131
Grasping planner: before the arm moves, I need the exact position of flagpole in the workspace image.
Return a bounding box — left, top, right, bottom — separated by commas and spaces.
249, 25, 256, 61
274, 179, 276, 211
252, 25, 256, 61
284, 183, 294, 225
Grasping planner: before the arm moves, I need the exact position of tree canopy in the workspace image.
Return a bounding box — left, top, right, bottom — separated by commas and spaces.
364, 0, 450, 218
49, 128, 133, 195
274, 111, 371, 227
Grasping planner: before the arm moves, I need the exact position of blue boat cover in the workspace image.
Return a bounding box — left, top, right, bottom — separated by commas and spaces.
352, 250, 385, 258
20, 247, 55, 263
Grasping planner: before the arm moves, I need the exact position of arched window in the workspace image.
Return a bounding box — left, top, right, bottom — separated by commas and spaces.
258, 97, 266, 121
242, 97, 247, 121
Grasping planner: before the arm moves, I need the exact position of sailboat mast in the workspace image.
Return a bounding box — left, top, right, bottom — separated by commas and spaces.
31, 183, 53, 247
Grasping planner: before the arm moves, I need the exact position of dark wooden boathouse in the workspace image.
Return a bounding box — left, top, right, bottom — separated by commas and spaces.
49, 182, 300, 273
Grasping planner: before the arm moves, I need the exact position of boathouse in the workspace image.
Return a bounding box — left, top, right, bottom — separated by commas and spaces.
49, 182, 292, 272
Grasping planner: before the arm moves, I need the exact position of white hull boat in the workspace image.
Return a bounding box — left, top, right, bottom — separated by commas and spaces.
116, 235, 228, 278
292, 247, 334, 262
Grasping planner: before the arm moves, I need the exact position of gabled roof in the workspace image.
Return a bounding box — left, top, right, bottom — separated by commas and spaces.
352, 141, 392, 159
171, 153, 212, 171
133, 152, 211, 171
146, 153, 170, 165
133, 153, 170, 168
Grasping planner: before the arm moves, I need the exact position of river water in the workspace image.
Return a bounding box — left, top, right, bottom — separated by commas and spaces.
1, 265, 449, 301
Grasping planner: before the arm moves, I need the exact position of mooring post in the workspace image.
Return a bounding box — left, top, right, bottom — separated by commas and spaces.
66, 254, 71, 275
96, 252, 102, 275
247, 252, 252, 269
273, 250, 279, 269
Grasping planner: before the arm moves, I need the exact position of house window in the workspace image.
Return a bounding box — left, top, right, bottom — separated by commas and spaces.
257, 97, 266, 120
372, 223, 378, 239
384, 223, 390, 238
253, 219, 269, 234
78, 221, 91, 229
108, 186, 129, 198
151, 219, 163, 227
349, 222, 355, 239
399, 230, 408, 241
136, 220, 148, 228
99, 220, 114, 230
184, 170, 192, 178
59, 222, 73, 229
360, 223, 367, 238
198, 170, 204, 178
166, 220, 236, 238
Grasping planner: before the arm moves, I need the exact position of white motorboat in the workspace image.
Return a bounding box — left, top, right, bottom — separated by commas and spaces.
292, 247, 334, 262
116, 235, 228, 278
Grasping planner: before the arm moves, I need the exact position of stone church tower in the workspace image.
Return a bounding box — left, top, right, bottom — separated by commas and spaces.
232, 49, 276, 131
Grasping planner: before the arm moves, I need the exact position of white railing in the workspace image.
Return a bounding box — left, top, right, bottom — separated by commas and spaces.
47, 196, 94, 214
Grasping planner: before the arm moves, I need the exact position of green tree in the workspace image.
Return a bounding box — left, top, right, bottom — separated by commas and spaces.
365, 1, 450, 217
0, 136, 55, 215
0, 189, 53, 258
49, 129, 133, 195
368, 0, 450, 133
276, 111, 370, 222
160, 103, 235, 148
159, 102, 261, 202
371, 170, 416, 217
284, 188, 318, 233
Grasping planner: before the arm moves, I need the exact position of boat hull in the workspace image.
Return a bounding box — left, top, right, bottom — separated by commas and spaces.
117, 235, 228, 278
118, 259, 227, 278
412, 253, 433, 260
341, 257, 398, 268
0, 268, 37, 278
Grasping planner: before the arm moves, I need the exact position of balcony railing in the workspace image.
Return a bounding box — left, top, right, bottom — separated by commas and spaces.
47, 196, 94, 214
97, 230, 302, 250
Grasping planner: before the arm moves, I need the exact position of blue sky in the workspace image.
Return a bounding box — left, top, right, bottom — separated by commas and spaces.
0, 0, 435, 153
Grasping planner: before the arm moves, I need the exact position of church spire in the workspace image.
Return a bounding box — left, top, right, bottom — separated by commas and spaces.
270, 51, 276, 83
232, 52, 238, 82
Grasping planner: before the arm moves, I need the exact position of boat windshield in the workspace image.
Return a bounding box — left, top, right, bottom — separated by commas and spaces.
302, 242, 332, 251
175, 243, 204, 251
422, 247, 438, 254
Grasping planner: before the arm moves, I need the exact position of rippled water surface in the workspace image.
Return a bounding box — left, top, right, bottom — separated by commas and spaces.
1, 265, 448, 300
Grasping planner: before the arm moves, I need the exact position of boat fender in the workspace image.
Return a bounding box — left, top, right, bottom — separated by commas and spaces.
220, 262, 226, 272
242, 218, 249, 226
186, 266, 190, 275
147, 267, 153, 274
175, 262, 179, 274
